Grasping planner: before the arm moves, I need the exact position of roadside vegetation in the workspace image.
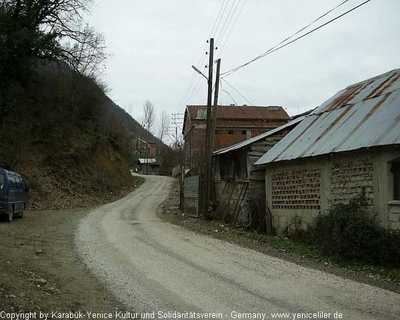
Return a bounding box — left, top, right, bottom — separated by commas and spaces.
294, 196, 400, 268
178, 216, 400, 282
161, 184, 400, 289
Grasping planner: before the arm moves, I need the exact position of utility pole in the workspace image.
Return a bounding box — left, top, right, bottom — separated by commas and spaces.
201, 38, 214, 219
207, 58, 221, 205
209, 58, 221, 160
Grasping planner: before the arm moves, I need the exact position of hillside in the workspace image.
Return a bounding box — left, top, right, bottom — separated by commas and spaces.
0, 62, 165, 210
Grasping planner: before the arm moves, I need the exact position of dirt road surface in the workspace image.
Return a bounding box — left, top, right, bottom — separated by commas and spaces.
77, 175, 400, 320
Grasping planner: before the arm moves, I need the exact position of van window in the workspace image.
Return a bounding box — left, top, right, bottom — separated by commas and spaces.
8, 176, 16, 189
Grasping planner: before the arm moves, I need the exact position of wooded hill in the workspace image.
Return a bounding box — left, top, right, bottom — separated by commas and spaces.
0, 0, 174, 210
0, 62, 168, 210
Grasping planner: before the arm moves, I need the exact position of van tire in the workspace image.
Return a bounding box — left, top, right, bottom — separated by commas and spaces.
6, 208, 14, 222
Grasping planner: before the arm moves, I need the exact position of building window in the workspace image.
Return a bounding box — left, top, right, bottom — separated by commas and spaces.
215, 130, 219, 134
228, 130, 234, 135
196, 108, 207, 119
392, 162, 400, 200
241, 130, 247, 135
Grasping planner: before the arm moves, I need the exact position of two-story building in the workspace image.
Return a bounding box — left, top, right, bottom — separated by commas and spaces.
182, 105, 289, 168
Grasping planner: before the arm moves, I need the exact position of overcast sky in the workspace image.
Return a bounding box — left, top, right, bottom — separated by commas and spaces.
88, 0, 400, 140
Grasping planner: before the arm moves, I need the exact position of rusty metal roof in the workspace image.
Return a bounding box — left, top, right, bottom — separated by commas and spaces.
256, 68, 400, 165
213, 116, 305, 156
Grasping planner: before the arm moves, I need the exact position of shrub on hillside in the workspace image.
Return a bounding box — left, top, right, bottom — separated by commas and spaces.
303, 195, 400, 267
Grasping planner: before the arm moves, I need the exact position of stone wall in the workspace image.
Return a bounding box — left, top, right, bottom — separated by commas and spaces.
331, 160, 374, 205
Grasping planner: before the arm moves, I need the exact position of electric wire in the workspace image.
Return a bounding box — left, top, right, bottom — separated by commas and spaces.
209, 0, 228, 38
177, 0, 229, 111
220, 81, 238, 106
217, 0, 248, 57
222, 0, 371, 77
222, 0, 350, 76
181, 0, 245, 109
216, 0, 239, 44
212, 0, 230, 38
222, 78, 253, 106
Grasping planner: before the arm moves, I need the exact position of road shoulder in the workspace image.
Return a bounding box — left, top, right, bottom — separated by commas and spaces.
0, 208, 123, 313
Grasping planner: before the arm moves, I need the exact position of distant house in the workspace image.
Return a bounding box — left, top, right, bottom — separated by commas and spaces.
212, 117, 305, 229
256, 68, 400, 234
136, 138, 157, 158
147, 141, 157, 157
182, 105, 289, 168
137, 158, 160, 175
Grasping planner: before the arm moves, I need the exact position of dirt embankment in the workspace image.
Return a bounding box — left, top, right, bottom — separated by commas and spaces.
16, 140, 139, 211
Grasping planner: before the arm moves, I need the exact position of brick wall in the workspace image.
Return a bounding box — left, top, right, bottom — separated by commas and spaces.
331, 160, 374, 205
271, 168, 321, 211
215, 129, 247, 150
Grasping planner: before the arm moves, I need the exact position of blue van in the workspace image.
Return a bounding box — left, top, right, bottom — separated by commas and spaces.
0, 169, 28, 222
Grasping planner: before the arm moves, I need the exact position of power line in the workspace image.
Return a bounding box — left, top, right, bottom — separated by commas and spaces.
210, 0, 228, 38
222, 0, 371, 77
218, 0, 242, 44
177, 0, 229, 112
216, 0, 239, 44
217, 0, 248, 56
220, 81, 238, 106
222, 79, 253, 106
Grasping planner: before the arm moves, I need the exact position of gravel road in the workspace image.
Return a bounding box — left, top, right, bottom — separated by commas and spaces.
76, 175, 400, 320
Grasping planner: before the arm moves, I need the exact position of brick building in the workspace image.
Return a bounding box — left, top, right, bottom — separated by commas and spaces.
182, 105, 289, 168
255, 68, 400, 234
136, 138, 157, 157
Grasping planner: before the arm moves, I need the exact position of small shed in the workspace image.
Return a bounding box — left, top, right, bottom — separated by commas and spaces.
137, 158, 160, 175
212, 117, 304, 230
256, 68, 400, 234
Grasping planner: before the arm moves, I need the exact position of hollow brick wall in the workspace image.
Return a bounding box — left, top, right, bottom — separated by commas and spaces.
271, 168, 321, 211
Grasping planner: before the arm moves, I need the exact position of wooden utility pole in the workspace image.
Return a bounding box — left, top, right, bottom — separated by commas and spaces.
207, 58, 221, 206
209, 58, 221, 159
201, 38, 214, 219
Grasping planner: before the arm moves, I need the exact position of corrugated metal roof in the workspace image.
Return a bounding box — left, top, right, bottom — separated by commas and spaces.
256, 68, 400, 165
213, 116, 305, 156
138, 158, 157, 164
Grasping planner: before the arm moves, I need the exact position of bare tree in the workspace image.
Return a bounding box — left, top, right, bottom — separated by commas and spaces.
0, 0, 107, 79
158, 110, 170, 142
142, 100, 155, 134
